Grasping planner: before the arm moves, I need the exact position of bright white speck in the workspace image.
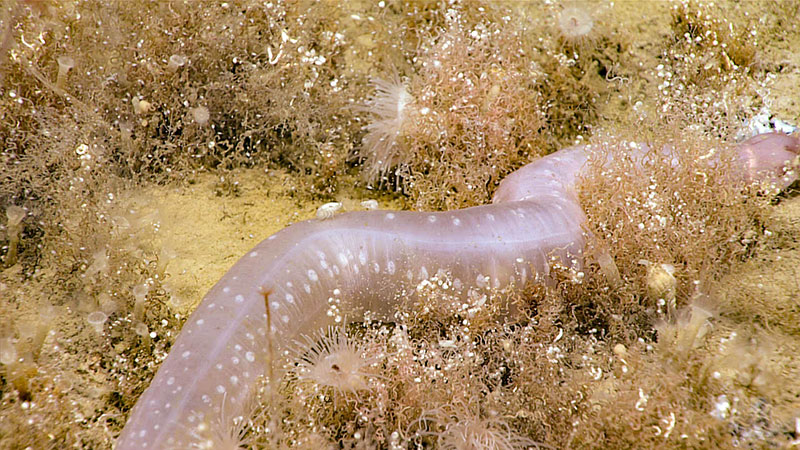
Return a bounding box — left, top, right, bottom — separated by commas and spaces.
245, 351, 255, 362
268, 235, 276, 240
222, 287, 230, 293
167, 377, 175, 385
428, 215, 437, 223
216, 385, 226, 394
270, 301, 280, 310
182, 351, 191, 359
216, 364, 223, 370
333, 288, 341, 295
387, 260, 396, 274
319, 259, 328, 269
235, 295, 245, 303
196, 319, 204, 325
316, 202, 342, 220
385, 212, 395, 220
230, 376, 239, 385
139, 430, 147, 438
358, 250, 367, 265
372, 262, 380, 273
285, 293, 294, 304
420, 266, 429, 279
486, 213, 495, 221
304, 284, 311, 293
207, 303, 216, 309
452, 217, 461, 226
282, 315, 290, 323
307, 269, 318, 281
232, 357, 240, 365
249, 251, 258, 258
338, 252, 348, 265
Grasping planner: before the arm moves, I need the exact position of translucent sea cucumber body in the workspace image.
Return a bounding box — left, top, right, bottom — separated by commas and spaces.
116, 132, 799, 449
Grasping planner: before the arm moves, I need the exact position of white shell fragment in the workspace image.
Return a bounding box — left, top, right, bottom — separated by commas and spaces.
316, 202, 342, 220
360, 199, 379, 210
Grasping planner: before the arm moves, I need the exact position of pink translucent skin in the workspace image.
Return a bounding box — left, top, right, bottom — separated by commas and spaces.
116, 132, 798, 449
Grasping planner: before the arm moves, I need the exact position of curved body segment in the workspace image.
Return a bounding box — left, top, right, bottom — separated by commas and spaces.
117, 132, 799, 449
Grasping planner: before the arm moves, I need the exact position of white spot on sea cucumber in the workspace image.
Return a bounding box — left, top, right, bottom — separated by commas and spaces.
282, 315, 290, 323
234, 344, 242, 351
139, 430, 147, 438
372, 262, 380, 273
320, 259, 328, 269
428, 215, 437, 223
207, 303, 216, 309
202, 395, 211, 404
196, 319, 204, 325
230, 376, 239, 385
232, 357, 240, 365
216, 385, 226, 394
286, 281, 293, 288
333, 288, 341, 296
216, 364, 223, 370
235, 295, 245, 303
246, 333, 255, 340
476, 274, 488, 288
486, 213, 495, 221
419, 266, 429, 279
385, 212, 395, 220
452, 217, 461, 226
167, 377, 175, 385
270, 301, 280, 310
246, 351, 255, 362
257, 327, 266, 336
304, 283, 311, 293
285, 293, 294, 304
222, 287, 230, 293
387, 260, 396, 274
182, 351, 191, 358
164, 402, 171, 409
249, 251, 258, 257
358, 250, 367, 265
406, 270, 413, 280
243, 371, 251, 378
268, 235, 277, 240
333, 265, 340, 275
307, 269, 318, 281
338, 252, 348, 265
353, 264, 360, 274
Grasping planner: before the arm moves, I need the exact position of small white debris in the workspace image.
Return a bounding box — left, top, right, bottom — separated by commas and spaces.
635, 388, 648, 411
360, 199, 379, 210
710, 394, 730, 420
316, 202, 342, 220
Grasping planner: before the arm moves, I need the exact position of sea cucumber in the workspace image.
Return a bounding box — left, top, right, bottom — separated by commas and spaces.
116, 132, 799, 449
